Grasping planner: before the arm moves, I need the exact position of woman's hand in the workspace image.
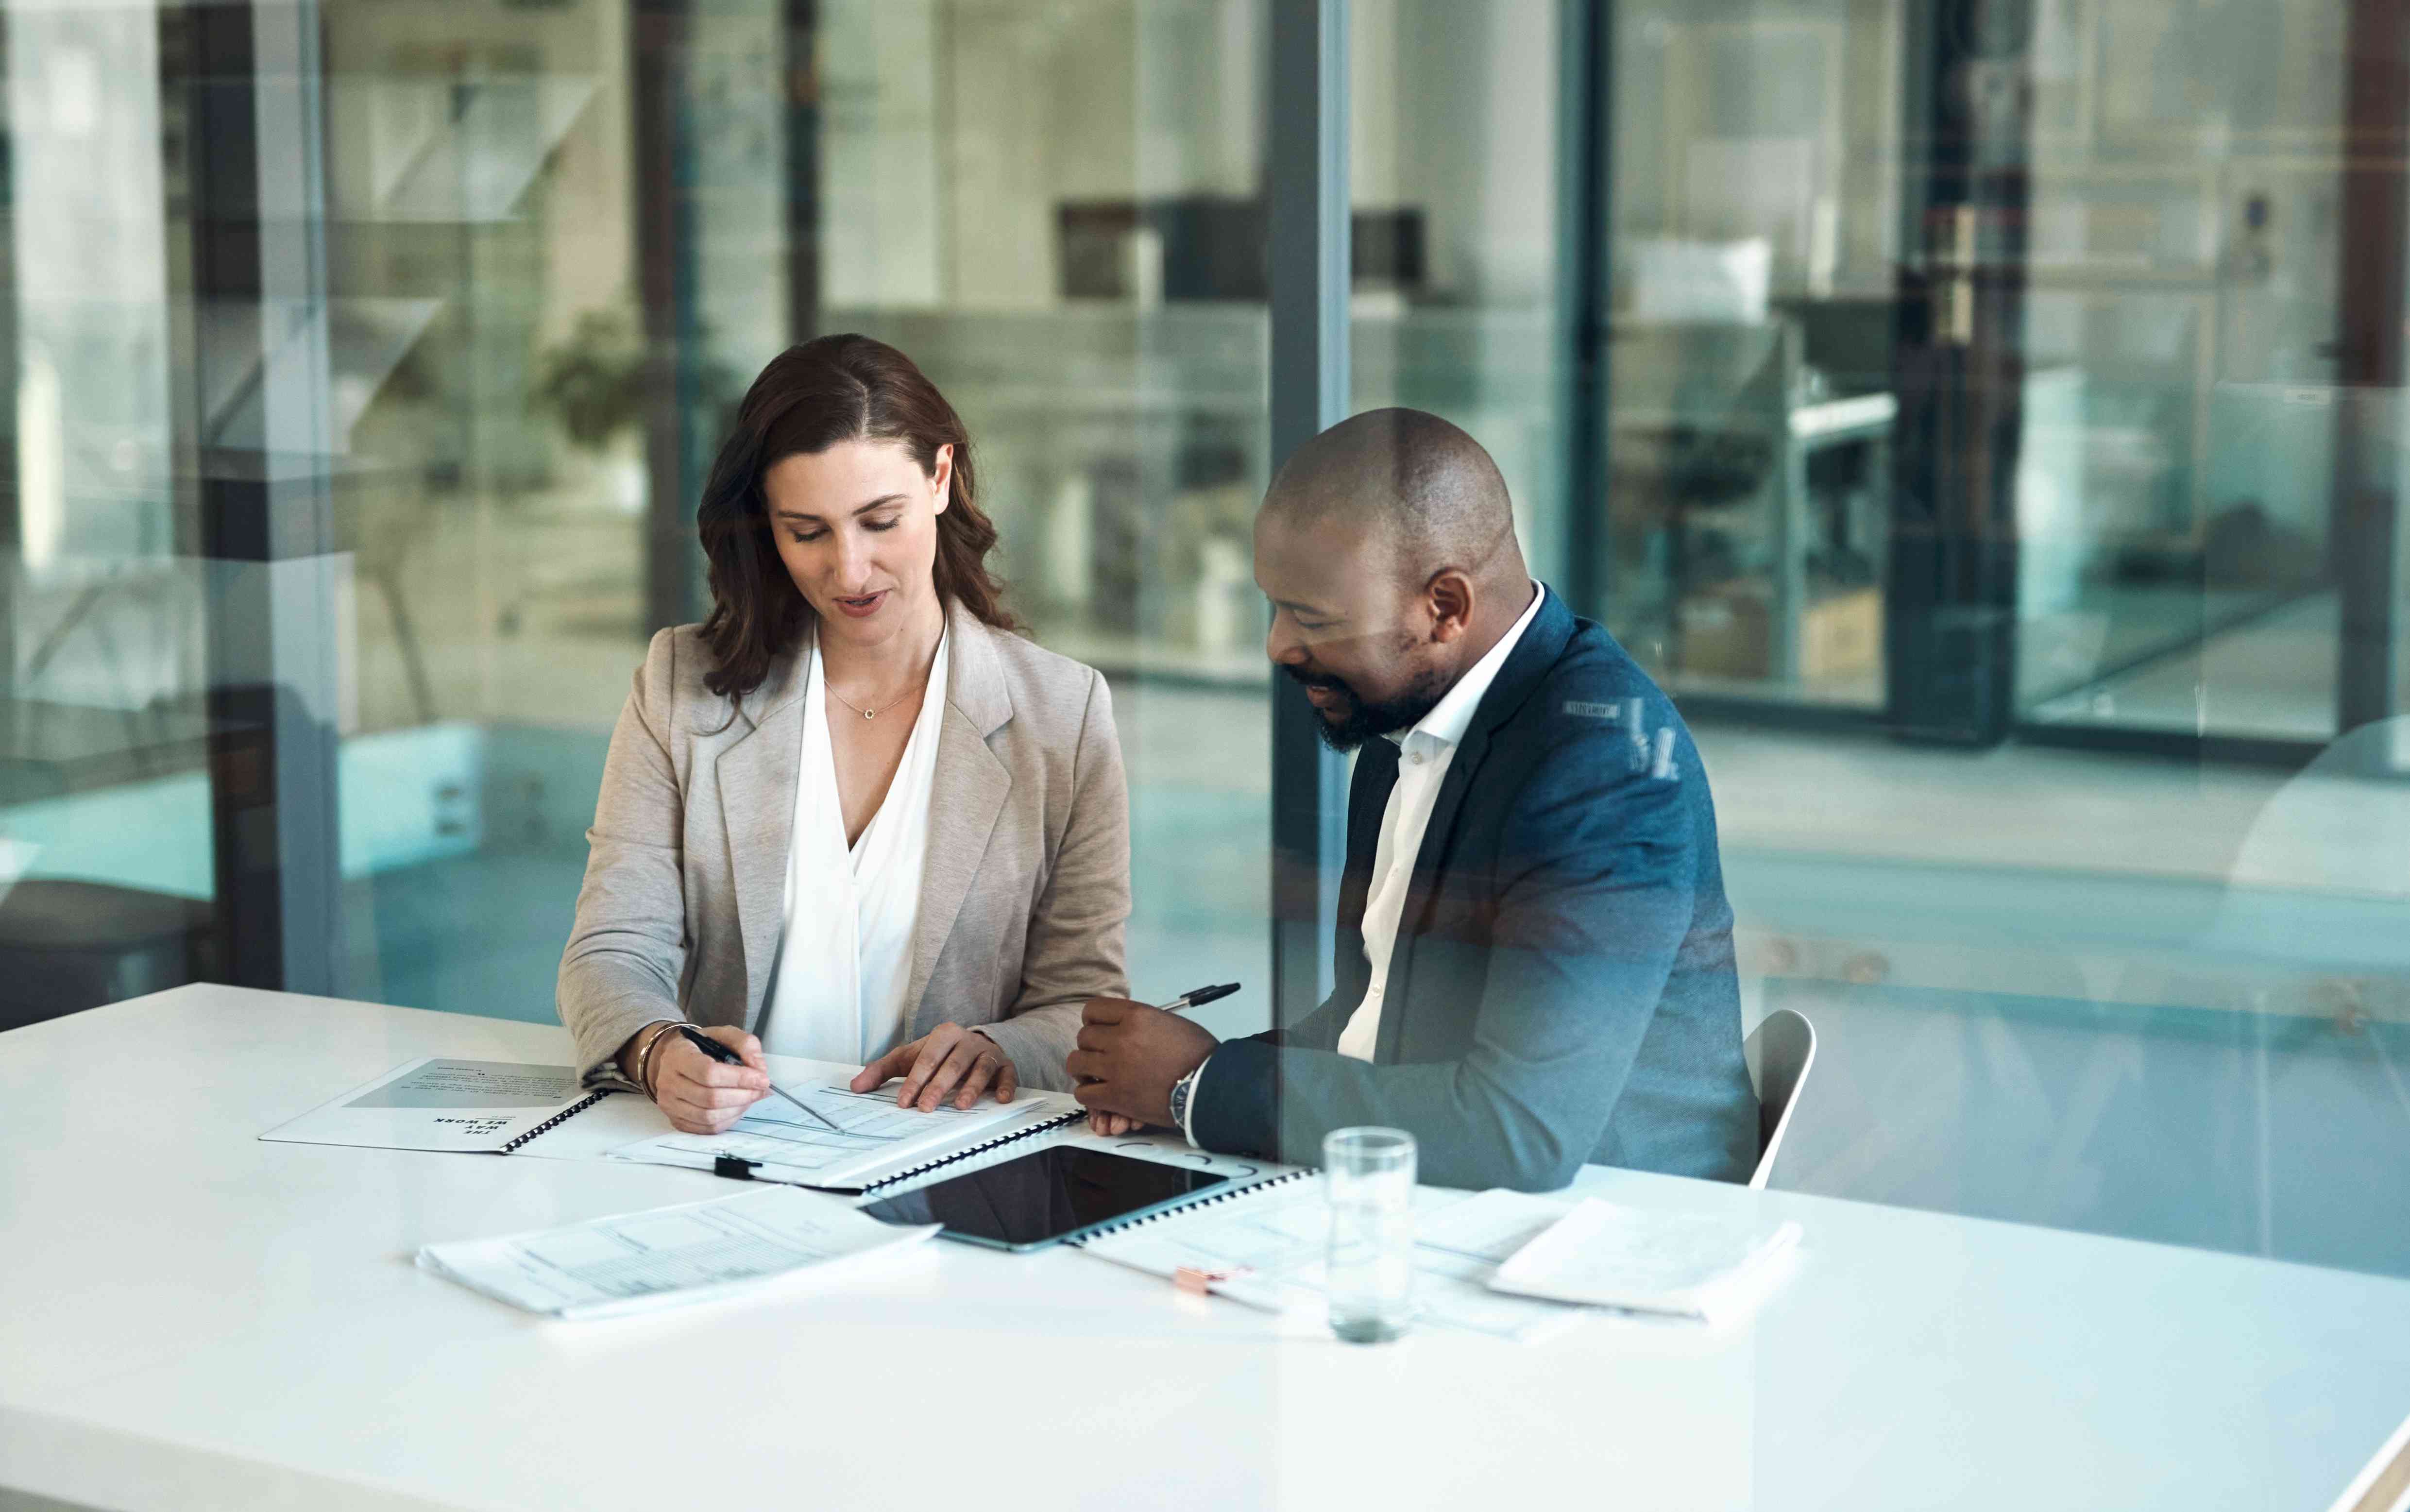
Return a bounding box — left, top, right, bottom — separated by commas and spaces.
646, 1025, 771, 1134
849, 1023, 1017, 1111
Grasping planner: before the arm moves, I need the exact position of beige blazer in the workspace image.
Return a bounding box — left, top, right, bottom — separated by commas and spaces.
557, 601, 1130, 1091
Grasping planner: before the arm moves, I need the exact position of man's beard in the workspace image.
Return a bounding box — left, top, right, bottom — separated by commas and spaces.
1284, 663, 1450, 751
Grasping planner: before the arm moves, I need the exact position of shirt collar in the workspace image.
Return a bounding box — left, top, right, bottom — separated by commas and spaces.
1390, 581, 1547, 753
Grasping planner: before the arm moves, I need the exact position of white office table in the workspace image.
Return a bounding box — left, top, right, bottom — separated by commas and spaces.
3, 985, 2407, 1512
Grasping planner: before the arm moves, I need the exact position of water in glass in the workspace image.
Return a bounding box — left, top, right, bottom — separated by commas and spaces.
1323, 1127, 1417, 1343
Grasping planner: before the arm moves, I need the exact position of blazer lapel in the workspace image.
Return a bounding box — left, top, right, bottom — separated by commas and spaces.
1342, 739, 1398, 943
1404, 588, 1575, 899
1377, 588, 1576, 1063
904, 605, 1015, 1036
715, 639, 812, 1023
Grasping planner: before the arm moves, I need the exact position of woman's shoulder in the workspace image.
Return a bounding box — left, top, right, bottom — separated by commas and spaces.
959, 617, 1109, 729
636, 622, 715, 690
628, 623, 739, 730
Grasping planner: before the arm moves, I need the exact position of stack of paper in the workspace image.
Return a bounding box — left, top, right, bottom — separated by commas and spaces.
1079, 1185, 1591, 1343
607, 1078, 1080, 1189
1488, 1198, 1800, 1325
417, 1186, 939, 1321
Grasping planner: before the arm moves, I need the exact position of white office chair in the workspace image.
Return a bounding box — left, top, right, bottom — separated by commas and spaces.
1744, 1007, 1816, 1190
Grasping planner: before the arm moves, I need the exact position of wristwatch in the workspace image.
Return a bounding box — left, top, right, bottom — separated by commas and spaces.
1168, 1062, 1204, 1137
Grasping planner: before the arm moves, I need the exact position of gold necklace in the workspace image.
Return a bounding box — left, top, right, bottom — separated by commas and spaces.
824, 626, 940, 721
826, 675, 926, 721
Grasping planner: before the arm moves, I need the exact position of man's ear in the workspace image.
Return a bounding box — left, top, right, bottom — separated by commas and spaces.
1424, 569, 1475, 644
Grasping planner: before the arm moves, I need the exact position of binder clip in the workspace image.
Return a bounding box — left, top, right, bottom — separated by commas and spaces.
713, 1155, 761, 1181
1173, 1265, 1247, 1295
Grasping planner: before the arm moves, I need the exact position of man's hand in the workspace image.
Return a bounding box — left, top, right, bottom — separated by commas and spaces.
1065, 998, 1219, 1129
850, 1023, 1017, 1111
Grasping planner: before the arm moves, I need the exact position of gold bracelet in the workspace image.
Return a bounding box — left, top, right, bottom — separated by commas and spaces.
632, 1020, 682, 1100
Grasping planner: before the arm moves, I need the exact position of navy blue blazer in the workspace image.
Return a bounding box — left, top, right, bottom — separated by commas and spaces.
1190, 588, 1759, 1190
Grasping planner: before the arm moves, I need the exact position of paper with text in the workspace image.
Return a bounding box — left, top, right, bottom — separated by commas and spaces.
1488, 1198, 1801, 1325
260, 1057, 589, 1154
607, 1077, 1081, 1190
416, 1186, 939, 1320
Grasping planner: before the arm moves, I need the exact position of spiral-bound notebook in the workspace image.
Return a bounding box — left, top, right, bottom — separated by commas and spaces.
260, 1057, 622, 1155
603, 1065, 1086, 1193
260, 1053, 1081, 1192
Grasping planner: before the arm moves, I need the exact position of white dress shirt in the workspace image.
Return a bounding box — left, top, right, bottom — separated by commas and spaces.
1333, 582, 1546, 1060
758, 628, 948, 1065
1179, 583, 1545, 1140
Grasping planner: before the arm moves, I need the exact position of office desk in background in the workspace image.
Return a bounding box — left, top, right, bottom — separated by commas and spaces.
2, 985, 2407, 1512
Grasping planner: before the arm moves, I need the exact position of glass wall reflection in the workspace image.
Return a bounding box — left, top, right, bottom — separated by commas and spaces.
0, 0, 2403, 1290
0, 1, 215, 1028
323, 0, 1279, 1035
1591, 0, 2410, 1280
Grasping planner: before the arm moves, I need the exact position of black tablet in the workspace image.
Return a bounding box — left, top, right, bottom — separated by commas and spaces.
858, 1145, 1233, 1252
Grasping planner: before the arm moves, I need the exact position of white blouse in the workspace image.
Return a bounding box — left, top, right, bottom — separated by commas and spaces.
756, 628, 948, 1065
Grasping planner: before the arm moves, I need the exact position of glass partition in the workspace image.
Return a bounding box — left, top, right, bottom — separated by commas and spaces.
0, 0, 2405, 1294
315, 0, 653, 1013
312, 0, 1278, 1034
1349, 0, 1569, 587
0, 1, 216, 1030
2012, 0, 2353, 743
1565, 0, 2410, 1280
1600, 0, 1901, 709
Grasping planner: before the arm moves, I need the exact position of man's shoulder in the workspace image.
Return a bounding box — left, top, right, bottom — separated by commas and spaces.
1468, 611, 1716, 847
1500, 613, 1685, 751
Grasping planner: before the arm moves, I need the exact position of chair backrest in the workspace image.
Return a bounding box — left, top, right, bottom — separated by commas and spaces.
1743, 1007, 1816, 1190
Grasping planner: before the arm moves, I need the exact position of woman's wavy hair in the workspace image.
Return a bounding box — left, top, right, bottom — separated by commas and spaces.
696, 334, 1014, 708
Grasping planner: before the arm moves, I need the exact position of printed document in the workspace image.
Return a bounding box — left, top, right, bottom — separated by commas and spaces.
418, 1185, 938, 1320
1488, 1198, 1802, 1325
608, 1073, 1080, 1190
261, 1057, 589, 1153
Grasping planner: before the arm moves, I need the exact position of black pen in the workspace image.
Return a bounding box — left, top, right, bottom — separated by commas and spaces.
676, 1025, 846, 1133
1154, 983, 1240, 1014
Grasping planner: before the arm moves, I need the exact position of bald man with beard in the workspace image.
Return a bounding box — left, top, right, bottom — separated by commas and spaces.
1069, 408, 1759, 1191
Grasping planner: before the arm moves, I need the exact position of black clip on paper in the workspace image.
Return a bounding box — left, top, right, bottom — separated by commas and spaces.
714, 1155, 761, 1181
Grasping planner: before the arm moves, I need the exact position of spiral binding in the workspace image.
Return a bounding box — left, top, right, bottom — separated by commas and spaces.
1073, 1166, 1313, 1243
862, 1108, 1087, 1191
498, 1090, 607, 1153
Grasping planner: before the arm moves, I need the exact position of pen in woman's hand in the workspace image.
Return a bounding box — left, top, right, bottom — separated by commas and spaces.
677, 1025, 844, 1132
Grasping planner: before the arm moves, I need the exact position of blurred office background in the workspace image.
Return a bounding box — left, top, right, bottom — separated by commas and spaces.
2, 0, 2407, 1281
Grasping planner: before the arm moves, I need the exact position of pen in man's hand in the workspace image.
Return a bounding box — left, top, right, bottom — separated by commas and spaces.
676, 1025, 845, 1133
1080, 984, 1242, 1136
1153, 983, 1239, 1014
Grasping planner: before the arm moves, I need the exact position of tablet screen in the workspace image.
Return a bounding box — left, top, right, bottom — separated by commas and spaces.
858, 1146, 1232, 1249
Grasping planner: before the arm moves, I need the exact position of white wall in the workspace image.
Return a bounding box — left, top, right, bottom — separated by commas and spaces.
7, 0, 172, 582
820, 0, 946, 308
1352, 0, 1558, 306
828, 0, 1261, 313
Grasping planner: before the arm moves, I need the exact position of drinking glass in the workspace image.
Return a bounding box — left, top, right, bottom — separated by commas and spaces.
1323, 1126, 1417, 1342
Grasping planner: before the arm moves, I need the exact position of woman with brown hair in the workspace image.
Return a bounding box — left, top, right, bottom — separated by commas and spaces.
557, 334, 1129, 1133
